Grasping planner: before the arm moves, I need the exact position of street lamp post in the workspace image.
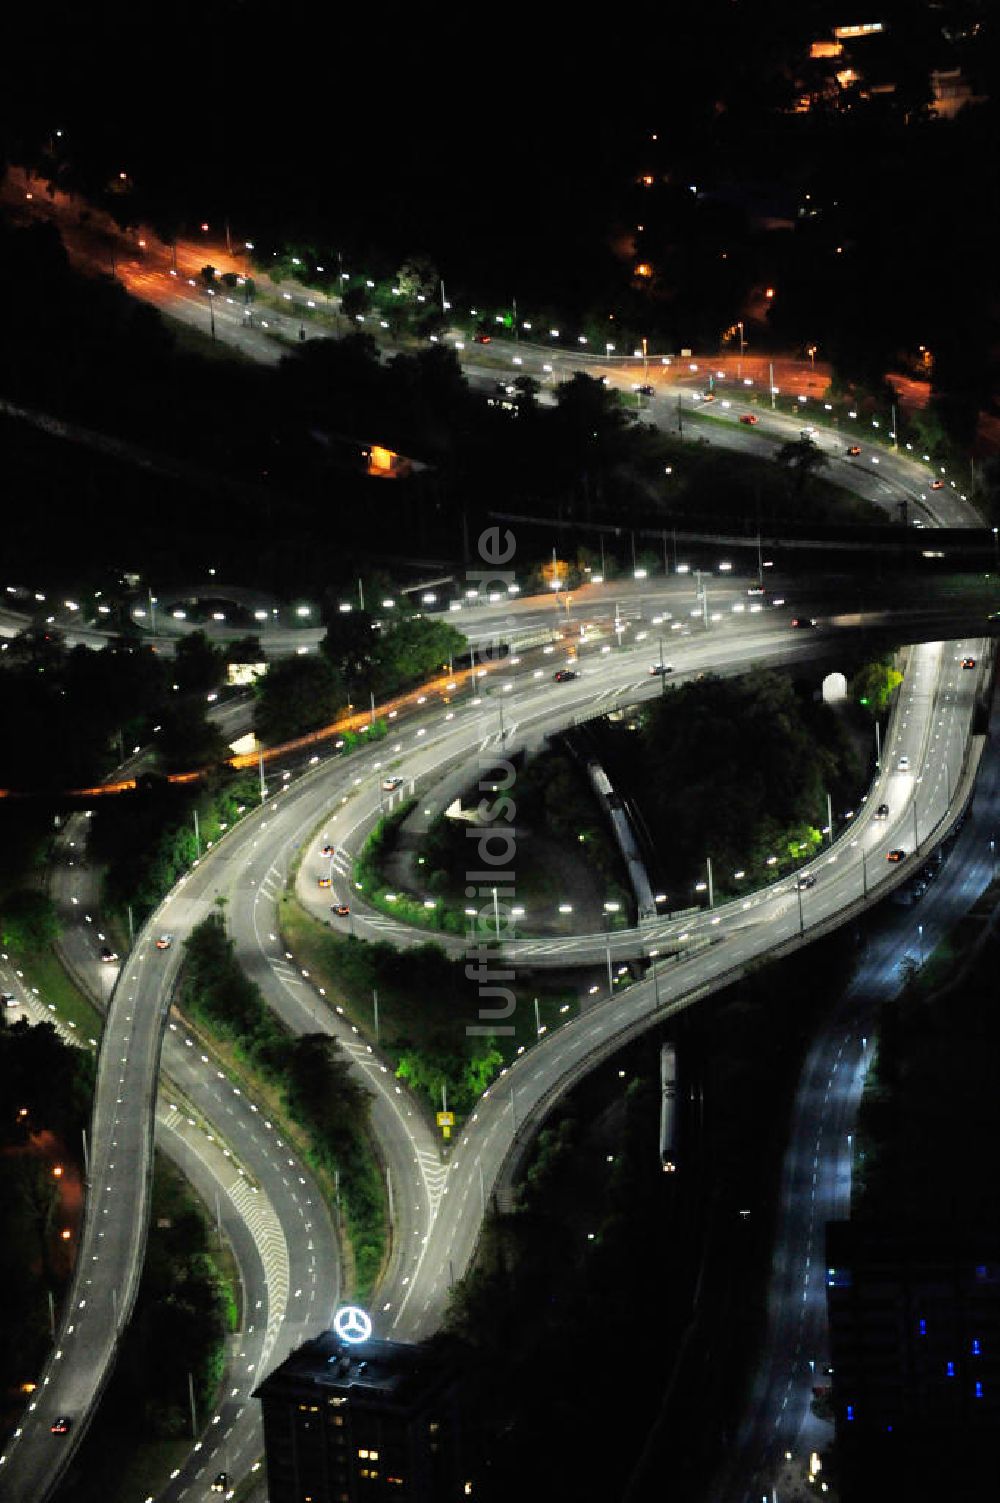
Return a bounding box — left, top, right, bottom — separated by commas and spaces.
796, 879, 805, 937
603, 901, 620, 998
737, 320, 744, 380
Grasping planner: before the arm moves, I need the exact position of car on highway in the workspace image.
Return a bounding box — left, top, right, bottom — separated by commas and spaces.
381, 775, 404, 792
331, 903, 351, 917
790, 616, 816, 628
746, 582, 766, 596
846, 445, 862, 456
318, 875, 332, 888
962, 657, 977, 669
875, 802, 890, 819
649, 663, 674, 676
635, 383, 655, 397
800, 426, 817, 438
701, 391, 715, 403
898, 755, 910, 771
211, 1476, 229, 1495
739, 413, 758, 425
887, 849, 907, 863
553, 668, 578, 682
795, 873, 817, 890
3, 992, 18, 1008
50, 1416, 72, 1435
99, 946, 119, 963
320, 843, 334, 857
473, 332, 491, 344
154, 934, 173, 950
930, 478, 944, 490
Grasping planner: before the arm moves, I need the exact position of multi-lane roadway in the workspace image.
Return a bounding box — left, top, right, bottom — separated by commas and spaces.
3, 598, 983, 1499
0, 176, 991, 1502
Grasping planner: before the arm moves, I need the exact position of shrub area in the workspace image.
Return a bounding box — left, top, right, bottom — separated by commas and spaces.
280, 894, 574, 1116
179, 914, 385, 1294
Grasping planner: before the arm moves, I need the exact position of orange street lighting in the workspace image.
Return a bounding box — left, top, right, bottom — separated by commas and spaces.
60, 1228, 71, 1241
52, 1165, 63, 1178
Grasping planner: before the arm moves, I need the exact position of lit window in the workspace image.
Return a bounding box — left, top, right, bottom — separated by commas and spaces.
358, 1449, 369, 1459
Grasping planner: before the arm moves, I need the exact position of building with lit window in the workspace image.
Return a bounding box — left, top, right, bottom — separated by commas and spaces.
826, 1223, 1000, 1498
254, 1328, 470, 1502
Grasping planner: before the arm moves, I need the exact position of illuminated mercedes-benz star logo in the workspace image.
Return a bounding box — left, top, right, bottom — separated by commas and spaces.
334, 1305, 373, 1344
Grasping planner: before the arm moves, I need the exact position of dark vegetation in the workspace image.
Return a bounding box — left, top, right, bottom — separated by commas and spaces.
255, 612, 465, 746
857, 896, 1000, 1224
179, 914, 385, 1293
50, 1154, 236, 1503
0, 631, 225, 791
590, 667, 868, 903
448, 928, 861, 1501
90, 772, 260, 926
0, 1018, 93, 1423
390, 745, 633, 930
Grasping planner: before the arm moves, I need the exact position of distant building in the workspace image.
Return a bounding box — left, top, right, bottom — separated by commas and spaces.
366, 444, 413, 479
254, 1327, 471, 1502
826, 1222, 1000, 1497
930, 66, 987, 119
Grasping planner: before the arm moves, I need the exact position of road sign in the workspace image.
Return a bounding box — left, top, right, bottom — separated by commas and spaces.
333, 1305, 372, 1344
436, 1110, 455, 1139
